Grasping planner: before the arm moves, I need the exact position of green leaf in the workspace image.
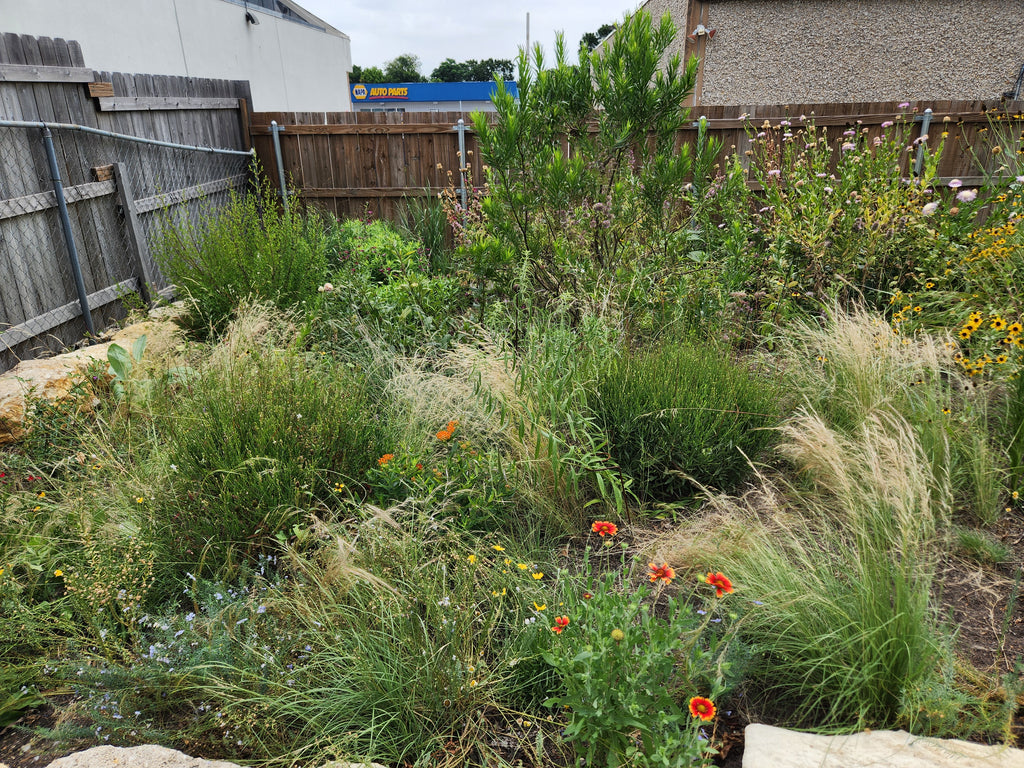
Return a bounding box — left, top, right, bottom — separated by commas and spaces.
107, 343, 131, 381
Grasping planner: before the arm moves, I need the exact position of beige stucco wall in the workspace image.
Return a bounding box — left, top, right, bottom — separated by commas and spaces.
641, 0, 1024, 104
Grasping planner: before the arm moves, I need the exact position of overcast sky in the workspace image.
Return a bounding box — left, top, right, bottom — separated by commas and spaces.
298, 0, 643, 78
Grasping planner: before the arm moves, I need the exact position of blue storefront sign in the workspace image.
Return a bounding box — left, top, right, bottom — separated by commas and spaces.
350, 81, 518, 104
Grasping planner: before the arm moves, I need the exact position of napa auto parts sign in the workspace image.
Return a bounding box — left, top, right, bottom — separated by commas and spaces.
351, 84, 409, 101
350, 82, 519, 103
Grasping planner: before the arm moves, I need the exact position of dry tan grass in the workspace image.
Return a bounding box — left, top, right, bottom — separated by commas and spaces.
779, 307, 961, 421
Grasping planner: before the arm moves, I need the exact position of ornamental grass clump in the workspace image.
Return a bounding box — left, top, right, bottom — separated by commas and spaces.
160, 515, 557, 766
697, 409, 953, 731
153, 311, 389, 576
591, 340, 780, 501
154, 174, 330, 338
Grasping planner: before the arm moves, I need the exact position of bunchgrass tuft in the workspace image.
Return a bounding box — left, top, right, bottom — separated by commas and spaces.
591, 340, 781, 501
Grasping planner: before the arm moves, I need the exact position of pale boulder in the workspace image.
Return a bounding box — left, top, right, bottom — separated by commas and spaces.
743, 724, 1024, 768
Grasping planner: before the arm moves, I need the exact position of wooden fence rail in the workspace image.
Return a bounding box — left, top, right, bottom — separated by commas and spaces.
0, 32, 252, 373
251, 99, 1024, 224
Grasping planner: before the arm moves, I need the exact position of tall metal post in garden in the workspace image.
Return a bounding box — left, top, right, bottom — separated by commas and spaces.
270, 120, 289, 215
41, 125, 95, 336
454, 118, 468, 210
913, 108, 933, 177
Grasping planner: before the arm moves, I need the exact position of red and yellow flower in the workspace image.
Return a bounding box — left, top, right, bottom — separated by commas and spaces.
706, 571, 734, 597
591, 520, 618, 537
551, 615, 570, 634
648, 563, 675, 584
689, 696, 716, 721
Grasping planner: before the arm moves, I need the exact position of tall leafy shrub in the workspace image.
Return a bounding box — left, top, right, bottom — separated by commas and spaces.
472, 11, 707, 310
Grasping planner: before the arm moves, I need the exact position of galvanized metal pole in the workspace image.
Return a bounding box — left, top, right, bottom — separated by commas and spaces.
456, 118, 468, 210
42, 126, 95, 336
695, 115, 708, 199
270, 120, 289, 215
913, 108, 933, 177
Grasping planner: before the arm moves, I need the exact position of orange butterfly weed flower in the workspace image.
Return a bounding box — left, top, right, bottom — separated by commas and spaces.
648, 563, 675, 584
377, 454, 395, 466
436, 419, 460, 441
706, 571, 734, 597
591, 520, 618, 537
551, 616, 570, 634
689, 696, 716, 721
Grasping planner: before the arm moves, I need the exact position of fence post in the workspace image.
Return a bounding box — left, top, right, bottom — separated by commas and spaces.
913, 108, 933, 177
41, 125, 96, 337
454, 118, 468, 210
113, 162, 154, 307
270, 120, 289, 215
694, 115, 708, 200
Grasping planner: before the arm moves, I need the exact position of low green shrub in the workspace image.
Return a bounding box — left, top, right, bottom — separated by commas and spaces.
591, 341, 780, 502
154, 176, 329, 337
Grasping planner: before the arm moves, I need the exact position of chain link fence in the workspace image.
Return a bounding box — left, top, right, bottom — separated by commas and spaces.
0, 120, 252, 372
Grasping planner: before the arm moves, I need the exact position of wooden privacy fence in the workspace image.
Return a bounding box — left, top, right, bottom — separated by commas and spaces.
0, 32, 253, 373
251, 99, 1024, 224
250, 111, 483, 222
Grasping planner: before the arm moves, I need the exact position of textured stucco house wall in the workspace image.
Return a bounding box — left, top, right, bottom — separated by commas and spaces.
636, 0, 1024, 105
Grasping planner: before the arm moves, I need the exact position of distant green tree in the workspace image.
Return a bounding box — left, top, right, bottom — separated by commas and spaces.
431, 58, 514, 82
431, 58, 471, 82
580, 22, 617, 51
351, 65, 385, 83
384, 54, 426, 83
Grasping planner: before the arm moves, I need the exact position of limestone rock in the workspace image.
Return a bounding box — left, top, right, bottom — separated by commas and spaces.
0, 308, 185, 446
743, 724, 1024, 768
41, 746, 391, 768
44, 745, 241, 768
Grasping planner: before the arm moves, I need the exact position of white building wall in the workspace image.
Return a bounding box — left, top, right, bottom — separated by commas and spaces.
0, 0, 351, 111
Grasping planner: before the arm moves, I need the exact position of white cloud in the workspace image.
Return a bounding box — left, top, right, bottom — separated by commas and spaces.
300, 0, 642, 76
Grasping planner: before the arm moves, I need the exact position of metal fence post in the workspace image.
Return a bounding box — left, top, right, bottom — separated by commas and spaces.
270, 120, 289, 215
41, 125, 96, 337
913, 108, 933, 177
694, 115, 708, 200
454, 118, 468, 210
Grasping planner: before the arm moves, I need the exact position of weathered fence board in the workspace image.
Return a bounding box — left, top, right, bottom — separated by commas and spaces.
0, 32, 253, 373
251, 100, 1024, 226
0, 180, 115, 220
